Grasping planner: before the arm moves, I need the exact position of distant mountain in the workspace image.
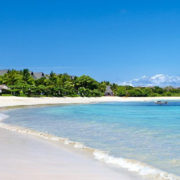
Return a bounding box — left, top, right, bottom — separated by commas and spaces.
120, 74, 180, 87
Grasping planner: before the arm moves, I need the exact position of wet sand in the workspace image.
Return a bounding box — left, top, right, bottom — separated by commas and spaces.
0, 128, 142, 180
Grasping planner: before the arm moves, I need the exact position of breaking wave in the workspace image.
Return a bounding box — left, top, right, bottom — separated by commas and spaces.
0, 112, 179, 180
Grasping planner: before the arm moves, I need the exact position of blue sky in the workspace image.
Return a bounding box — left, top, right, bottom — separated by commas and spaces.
0, 0, 180, 84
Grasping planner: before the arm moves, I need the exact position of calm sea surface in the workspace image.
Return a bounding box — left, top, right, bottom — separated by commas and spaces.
4, 102, 180, 177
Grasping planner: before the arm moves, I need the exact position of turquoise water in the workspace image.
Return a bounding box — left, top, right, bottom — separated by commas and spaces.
3, 102, 180, 177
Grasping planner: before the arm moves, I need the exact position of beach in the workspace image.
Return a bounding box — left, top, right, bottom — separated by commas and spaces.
0, 96, 180, 108
0, 96, 180, 180
0, 127, 144, 180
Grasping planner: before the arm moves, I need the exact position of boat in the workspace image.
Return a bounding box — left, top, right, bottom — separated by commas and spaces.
154, 101, 168, 105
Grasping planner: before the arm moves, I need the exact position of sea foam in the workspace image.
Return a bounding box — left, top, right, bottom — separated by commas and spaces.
0, 113, 9, 122
0, 112, 179, 180
93, 150, 179, 180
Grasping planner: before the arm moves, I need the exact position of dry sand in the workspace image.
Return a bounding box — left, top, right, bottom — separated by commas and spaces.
0, 96, 180, 108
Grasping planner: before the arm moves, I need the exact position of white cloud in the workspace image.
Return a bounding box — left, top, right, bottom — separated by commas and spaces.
120, 74, 180, 87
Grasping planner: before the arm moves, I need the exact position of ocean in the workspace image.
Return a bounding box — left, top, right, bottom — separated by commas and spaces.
1, 101, 180, 179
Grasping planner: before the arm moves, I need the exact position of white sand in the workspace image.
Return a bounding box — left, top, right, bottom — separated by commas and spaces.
0, 96, 179, 180
0, 96, 180, 108
0, 127, 142, 180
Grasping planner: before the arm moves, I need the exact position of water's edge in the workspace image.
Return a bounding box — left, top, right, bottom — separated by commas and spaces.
0, 111, 179, 180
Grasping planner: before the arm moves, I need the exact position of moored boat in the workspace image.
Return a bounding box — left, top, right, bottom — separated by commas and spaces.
155, 101, 168, 105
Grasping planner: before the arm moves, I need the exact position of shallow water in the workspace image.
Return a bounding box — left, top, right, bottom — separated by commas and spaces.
3, 101, 180, 178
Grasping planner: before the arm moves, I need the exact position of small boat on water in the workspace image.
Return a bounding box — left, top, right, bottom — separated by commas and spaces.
155, 101, 168, 105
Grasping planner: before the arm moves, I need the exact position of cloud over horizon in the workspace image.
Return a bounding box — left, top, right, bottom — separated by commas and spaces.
120, 74, 180, 87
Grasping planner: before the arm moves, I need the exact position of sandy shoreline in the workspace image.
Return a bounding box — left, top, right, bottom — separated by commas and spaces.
0, 96, 180, 180
0, 96, 180, 108
0, 127, 144, 180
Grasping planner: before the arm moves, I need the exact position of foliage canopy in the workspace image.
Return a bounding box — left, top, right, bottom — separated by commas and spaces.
0, 69, 180, 97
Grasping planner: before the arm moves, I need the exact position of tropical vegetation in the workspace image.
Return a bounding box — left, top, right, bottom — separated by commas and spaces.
0, 69, 180, 97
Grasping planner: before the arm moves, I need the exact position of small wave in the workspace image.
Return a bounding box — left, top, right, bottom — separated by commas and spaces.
0, 113, 9, 122
93, 151, 179, 180
0, 113, 179, 180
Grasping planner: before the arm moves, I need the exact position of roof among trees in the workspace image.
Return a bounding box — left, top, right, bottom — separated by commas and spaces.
31, 72, 45, 79
0, 70, 8, 76
105, 86, 113, 93
0, 84, 9, 90
105, 86, 113, 96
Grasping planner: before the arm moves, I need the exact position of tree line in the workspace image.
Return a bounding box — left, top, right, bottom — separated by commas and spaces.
111, 84, 180, 97
0, 69, 180, 97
